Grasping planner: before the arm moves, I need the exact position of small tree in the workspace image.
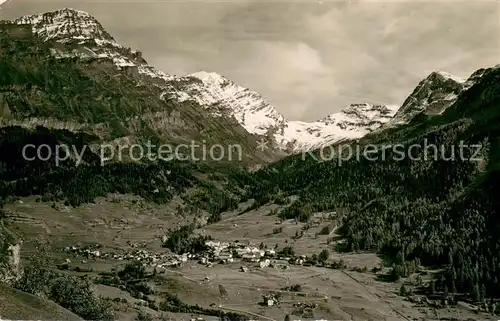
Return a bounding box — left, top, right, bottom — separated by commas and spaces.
389, 267, 400, 282
135, 309, 153, 321
318, 249, 330, 264
451, 280, 457, 294
471, 284, 480, 302
429, 280, 436, 294
319, 226, 330, 235
284, 314, 290, 321
399, 283, 407, 296
443, 285, 449, 299
118, 260, 146, 280
219, 284, 228, 301
280, 246, 294, 257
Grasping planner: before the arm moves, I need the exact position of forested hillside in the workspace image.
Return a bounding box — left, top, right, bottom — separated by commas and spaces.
249, 66, 500, 300
0, 125, 256, 219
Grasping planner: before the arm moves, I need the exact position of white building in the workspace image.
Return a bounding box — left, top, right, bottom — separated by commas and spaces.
265, 249, 276, 256
259, 259, 271, 268
205, 241, 230, 256
242, 253, 258, 262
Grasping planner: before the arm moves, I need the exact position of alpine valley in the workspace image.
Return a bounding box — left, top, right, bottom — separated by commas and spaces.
0, 8, 499, 321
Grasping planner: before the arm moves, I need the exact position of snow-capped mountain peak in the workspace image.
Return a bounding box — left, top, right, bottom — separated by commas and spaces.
176, 71, 287, 136
178, 72, 399, 151
321, 103, 398, 125
176, 67, 402, 149
14, 8, 114, 43
272, 103, 399, 152
0, 0, 11, 9
11, 9, 177, 87
434, 70, 467, 84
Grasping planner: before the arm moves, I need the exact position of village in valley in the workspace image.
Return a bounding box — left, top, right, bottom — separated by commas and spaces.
5, 196, 497, 321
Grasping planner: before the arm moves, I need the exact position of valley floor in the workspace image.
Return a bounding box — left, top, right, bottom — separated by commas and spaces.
2, 195, 496, 321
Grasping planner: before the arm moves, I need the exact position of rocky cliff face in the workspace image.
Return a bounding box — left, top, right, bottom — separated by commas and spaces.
0, 221, 21, 286
13, 8, 174, 83
1, 243, 22, 285
391, 71, 466, 125
389, 68, 497, 126
14, 8, 114, 43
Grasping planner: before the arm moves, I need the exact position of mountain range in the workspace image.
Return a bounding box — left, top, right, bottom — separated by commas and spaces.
2, 8, 483, 155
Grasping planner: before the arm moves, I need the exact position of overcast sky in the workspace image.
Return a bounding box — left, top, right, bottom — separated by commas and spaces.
1, 0, 498, 121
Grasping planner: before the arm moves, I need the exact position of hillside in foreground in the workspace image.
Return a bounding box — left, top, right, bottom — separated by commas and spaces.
0, 283, 83, 320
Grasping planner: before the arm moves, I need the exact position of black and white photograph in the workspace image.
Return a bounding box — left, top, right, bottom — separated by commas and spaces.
0, 0, 498, 320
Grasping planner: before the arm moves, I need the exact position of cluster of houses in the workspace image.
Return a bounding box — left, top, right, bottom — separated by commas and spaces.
63, 240, 300, 272
203, 241, 277, 266
62, 244, 103, 258
262, 293, 281, 307
290, 255, 308, 266
62, 244, 192, 268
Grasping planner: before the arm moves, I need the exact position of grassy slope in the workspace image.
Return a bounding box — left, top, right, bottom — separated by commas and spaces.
0, 283, 83, 320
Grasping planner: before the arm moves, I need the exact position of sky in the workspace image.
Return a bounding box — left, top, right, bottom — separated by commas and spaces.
1, 0, 499, 121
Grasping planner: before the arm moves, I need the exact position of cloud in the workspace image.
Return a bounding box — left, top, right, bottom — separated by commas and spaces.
237, 41, 337, 119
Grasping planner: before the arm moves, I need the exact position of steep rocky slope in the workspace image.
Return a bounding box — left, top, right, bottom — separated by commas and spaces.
1, 9, 281, 164
390, 71, 466, 125
389, 68, 497, 126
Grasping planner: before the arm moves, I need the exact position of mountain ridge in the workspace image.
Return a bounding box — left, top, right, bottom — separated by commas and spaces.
0, 14, 281, 164
6, 8, 404, 153
4, 8, 482, 157
180, 70, 402, 151
388, 68, 494, 127
247, 63, 500, 305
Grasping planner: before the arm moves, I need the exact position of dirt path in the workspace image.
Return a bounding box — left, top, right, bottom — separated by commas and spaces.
328, 224, 338, 237
218, 306, 277, 321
